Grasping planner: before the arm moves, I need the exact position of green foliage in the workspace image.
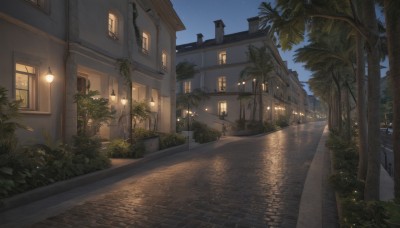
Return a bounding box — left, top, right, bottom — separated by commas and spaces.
176, 61, 197, 82
275, 116, 289, 128
247, 121, 264, 132
382, 201, 400, 225
327, 132, 390, 227
0, 143, 110, 200
117, 58, 131, 84
0, 87, 25, 154
263, 121, 277, 132
74, 90, 114, 137
72, 135, 102, 159
131, 101, 151, 129
133, 128, 158, 141
159, 133, 186, 150
192, 121, 221, 143
106, 139, 132, 158
341, 199, 389, 227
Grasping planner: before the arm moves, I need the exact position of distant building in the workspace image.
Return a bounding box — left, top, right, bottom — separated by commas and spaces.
176, 17, 307, 132
0, 0, 184, 144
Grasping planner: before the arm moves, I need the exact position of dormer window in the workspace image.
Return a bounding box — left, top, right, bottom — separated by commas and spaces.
108, 12, 118, 40
142, 32, 150, 55
218, 51, 226, 65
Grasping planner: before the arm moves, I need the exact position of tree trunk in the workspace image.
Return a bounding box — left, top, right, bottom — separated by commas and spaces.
252, 82, 257, 122
128, 82, 133, 144
259, 82, 264, 123
363, 0, 381, 201
345, 87, 351, 141
355, 33, 368, 181
384, 0, 400, 198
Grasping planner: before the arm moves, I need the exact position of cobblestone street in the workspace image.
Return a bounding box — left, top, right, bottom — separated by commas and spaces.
28, 122, 324, 227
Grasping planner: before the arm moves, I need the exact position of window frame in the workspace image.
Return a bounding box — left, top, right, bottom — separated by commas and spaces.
184, 81, 191, 94
142, 32, 150, 55
161, 51, 168, 71
25, 0, 50, 13
217, 76, 226, 92
15, 63, 37, 110
218, 101, 227, 116
218, 51, 227, 65
108, 12, 118, 40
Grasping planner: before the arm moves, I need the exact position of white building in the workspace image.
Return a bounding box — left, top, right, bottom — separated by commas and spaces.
0, 0, 184, 144
176, 17, 307, 132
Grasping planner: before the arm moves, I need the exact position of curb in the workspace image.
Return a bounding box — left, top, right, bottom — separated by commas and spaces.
296, 125, 329, 228
0, 143, 190, 212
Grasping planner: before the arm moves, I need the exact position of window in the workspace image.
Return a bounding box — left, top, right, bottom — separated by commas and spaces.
184, 81, 191, 93
142, 32, 150, 55
15, 63, 36, 110
108, 12, 118, 40
161, 52, 167, 70
262, 82, 269, 92
218, 101, 227, 116
218, 76, 226, 92
218, 51, 226, 65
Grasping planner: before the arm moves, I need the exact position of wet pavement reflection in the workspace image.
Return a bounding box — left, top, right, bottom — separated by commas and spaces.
33, 122, 326, 228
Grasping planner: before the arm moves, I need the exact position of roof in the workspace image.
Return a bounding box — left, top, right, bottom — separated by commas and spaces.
176, 30, 268, 53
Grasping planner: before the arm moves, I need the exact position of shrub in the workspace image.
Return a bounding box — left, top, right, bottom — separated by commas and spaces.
72, 135, 102, 159
263, 121, 276, 132
159, 133, 186, 149
275, 116, 289, 128
247, 121, 264, 132
133, 128, 158, 141
192, 121, 221, 143
106, 139, 132, 158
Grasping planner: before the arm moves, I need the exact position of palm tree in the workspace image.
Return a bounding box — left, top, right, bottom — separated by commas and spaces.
259, 0, 382, 201
240, 44, 273, 123
176, 61, 209, 130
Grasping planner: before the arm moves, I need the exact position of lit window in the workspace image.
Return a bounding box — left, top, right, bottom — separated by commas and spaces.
15, 63, 36, 110
218, 101, 227, 116
218, 51, 226, 65
218, 76, 226, 92
262, 82, 269, 92
161, 52, 167, 70
108, 12, 118, 40
142, 32, 150, 54
184, 81, 191, 93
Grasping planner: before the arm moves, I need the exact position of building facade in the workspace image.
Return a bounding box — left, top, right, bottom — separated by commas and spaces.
176, 17, 308, 132
0, 0, 184, 144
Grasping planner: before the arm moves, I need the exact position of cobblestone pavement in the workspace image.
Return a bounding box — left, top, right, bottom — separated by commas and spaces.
32, 122, 326, 228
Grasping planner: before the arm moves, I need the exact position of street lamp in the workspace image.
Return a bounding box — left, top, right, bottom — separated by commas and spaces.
150, 97, 155, 107
121, 97, 127, 106
45, 67, 54, 83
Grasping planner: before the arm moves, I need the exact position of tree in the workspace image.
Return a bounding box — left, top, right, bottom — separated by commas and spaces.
259, 0, 382, 200
117, 59, 133, 143
131, 101, 151, 130
240, 44, 273, 123
381, 0, 400, 198
74, 89, 114, 137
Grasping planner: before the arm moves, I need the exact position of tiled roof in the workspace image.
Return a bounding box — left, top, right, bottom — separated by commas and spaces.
176, 30, 268, 53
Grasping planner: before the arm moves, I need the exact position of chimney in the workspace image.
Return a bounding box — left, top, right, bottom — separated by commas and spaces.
247, 16, 260, 33
214, 20, 225, 44
197, 33, 203, 45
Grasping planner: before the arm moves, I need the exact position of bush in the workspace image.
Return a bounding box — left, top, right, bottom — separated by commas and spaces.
106, 139, 132, 158
159, 133, 186, 150
247, 121, 264, 132
263, 121, 276, 132
192, 121, 221, 143
72, 135, 102, 159
275, 116, 289, 128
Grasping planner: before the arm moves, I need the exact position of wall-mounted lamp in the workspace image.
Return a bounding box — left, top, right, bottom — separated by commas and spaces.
45, 67, 54, 83
121, 97, 127, 106
267, 106, 270, 110
150, 97, 155, 107
110, 89, 116, 101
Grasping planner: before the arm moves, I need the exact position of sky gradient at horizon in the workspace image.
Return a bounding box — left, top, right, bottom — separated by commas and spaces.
171, 0, 313, 94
